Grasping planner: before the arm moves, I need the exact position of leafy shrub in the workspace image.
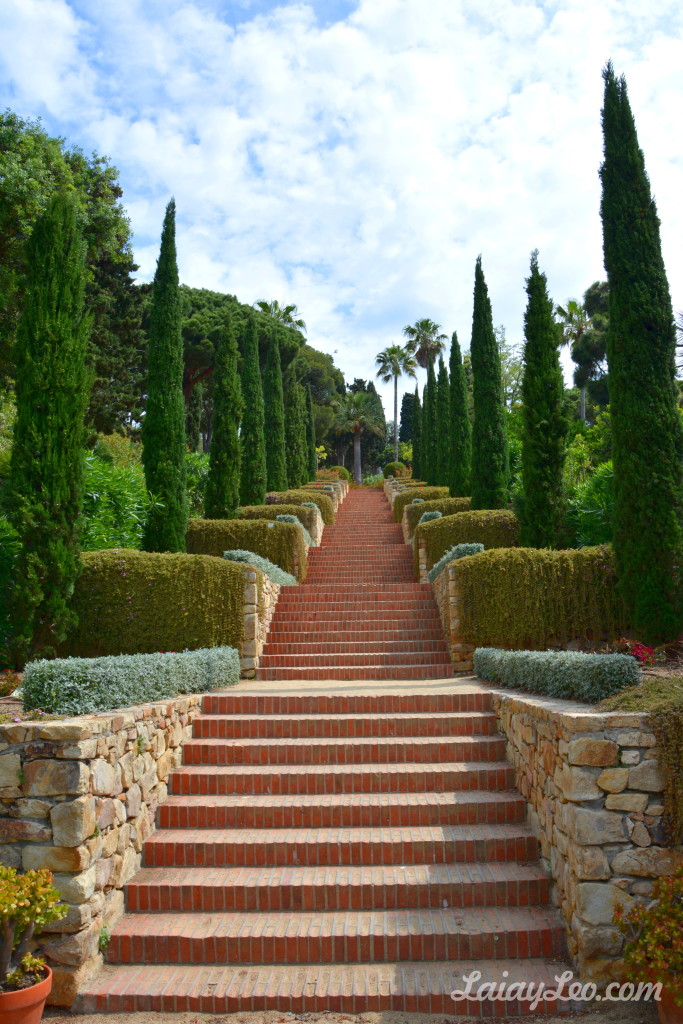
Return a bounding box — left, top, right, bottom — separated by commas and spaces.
414, 509, 519, 573
411, 498, 425, 504
92, 433, 142, 467
237, 503, 318, 534
326, 465, 351, 481
473, 647, 640, 703
185, 451, 210, 517
275, 513, 313, 546
455, 545, 628, 650
64, 549, 245, 658
0, 518, 20, 660
384, 461, 406, 478
187, 518, 307, 580
429, 542, 485, 584
419, 510, 442, 525
223, 549, 297, 587
362, 473, 384, 486
392, 486, 449, 523
404, 497, 472, 540
81, 453, 159, 551
266, 490, 335, 525
23, 646, 239, 715
566, 460, 614, 547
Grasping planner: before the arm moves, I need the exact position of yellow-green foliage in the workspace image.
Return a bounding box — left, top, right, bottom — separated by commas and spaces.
392, 487, 449, 523
237, 504, 318, 535
404, 497, 472, 539
415, 509, 519, 573
455, 545, 627, 650
187, 518, 307, 581
269, 490, 335, 525
65, 549, 245, 658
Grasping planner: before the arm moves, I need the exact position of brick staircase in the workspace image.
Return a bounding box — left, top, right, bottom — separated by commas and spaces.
257, 487, 454, 680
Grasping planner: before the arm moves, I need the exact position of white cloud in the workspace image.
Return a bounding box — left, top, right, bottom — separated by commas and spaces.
1, 0, 682, 417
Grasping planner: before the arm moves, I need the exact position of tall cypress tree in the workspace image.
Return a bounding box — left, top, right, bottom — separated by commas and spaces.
239, 313, 267, 505
423, 362, 438, 485
9, 192, 92, 662
285, 373, 308, 488
142, 199, 188, 551
448, 331, 471, 497
305, 384, 317, 481
205, 314, 242, 518
520, 251, 567, 547
600, 63, 683, 641
263, 328, 288, 491
412, 387, 422, 479
398, 391, 415, 443
470, 256, 509, 509
436, 355, 450, 485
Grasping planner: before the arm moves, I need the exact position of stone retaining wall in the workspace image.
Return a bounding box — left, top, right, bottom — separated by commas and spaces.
240, 569, 280, 678
0, 694, 205, 1005
432, 565, 474, 673
491, 689, 683, 985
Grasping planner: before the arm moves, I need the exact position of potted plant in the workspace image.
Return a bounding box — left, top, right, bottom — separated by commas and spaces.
0, 865, 66, 1024
614, 867, 683, 1024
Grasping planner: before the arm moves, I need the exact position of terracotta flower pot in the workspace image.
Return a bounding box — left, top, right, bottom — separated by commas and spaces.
658, 987, 683, 1024
0, 966, 52, 1024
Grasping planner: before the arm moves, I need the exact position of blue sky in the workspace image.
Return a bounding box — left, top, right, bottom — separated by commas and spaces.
1, 0, 682, 416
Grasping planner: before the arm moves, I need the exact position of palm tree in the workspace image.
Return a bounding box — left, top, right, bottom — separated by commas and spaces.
555, 299, 591, 421
375, 344, 417, 460
335, 392, 384, 484
253, 299, 306, 334
402, 318, 447, 369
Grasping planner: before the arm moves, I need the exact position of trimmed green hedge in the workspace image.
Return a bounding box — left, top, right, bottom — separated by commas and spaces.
429, 542, 485, 583
455, 545, 628, 650
237, 503, 318, 535
23, 646, 240, 715
393, 487, 449, 523
404, 497, 472, 539
275, 514, 313, 546
384, 461, 406, 478
266, 490, 335, 525
65, 550, 245, 659
327, 465, 350, 481
187, 519, 307, 580
414, 509, 519, 574
224, 550, 297, 587
474, 648, 640, 703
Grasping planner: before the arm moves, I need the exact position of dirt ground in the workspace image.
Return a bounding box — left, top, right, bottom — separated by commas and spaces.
44, 1001, 660, 1024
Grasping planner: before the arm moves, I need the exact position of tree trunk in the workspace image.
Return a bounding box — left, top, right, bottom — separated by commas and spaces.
353, 428, 362, 484
393, 376, 399, 461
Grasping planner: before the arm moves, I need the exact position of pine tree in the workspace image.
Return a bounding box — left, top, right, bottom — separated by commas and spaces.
600, 63, 683, 641
9, 192, 92, 662
141, 199, 188, 551
263, 328, 288, 491
285, 373, 308, 488
412, 387, 422, 479
205, 314, 242, 518
305, 384, 317, 480
423, 359, 438, 485
238, 313, 267, 505
436, 355, 450, 485
448, 331, 471, 497
520, 252, 567, 547
470, 256, 509, 509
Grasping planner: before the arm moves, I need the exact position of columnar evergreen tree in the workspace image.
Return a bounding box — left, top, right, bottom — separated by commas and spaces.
398, 391, 416, 443
520, 251, 567, 547
448, 331, 471, 497
205, 315, 242, 518
600, 63, 683, 641
436, 355, 450, 485
412, 387, 422, 479
239, 313, 267, 505
470, 256, 509, 509
263, 328, 288, 491
142, 199, 188, 551
423, 359, 438, 485
284, 373, 308, 487
305, 384, 317, 480
9, 192, 92, 662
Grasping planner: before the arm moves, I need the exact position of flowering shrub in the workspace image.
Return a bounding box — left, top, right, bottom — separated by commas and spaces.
614, 867, 683, 1005
0, 865, 66, 992
610, 637, 667, 666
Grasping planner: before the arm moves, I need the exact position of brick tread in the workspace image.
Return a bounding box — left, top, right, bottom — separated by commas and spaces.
202, 694, 490, 716
193, 711, 498, 738
256, 666, 456, 680
183, 735, 505, 765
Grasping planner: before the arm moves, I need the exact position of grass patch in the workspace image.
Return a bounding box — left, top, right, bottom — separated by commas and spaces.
596, 674, 683, 712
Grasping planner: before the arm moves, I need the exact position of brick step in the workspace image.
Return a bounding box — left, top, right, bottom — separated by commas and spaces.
126, 860, 547, 913
261, 640, 451, 656
182, 735, 504, 766
264, 627, 445, 642
278, 584, 432, 596
303, 576, 416, 584
256, 666, 455, 681
257, 652, 452, 669
75, 959, 572, 1016
107, 905, 563, 965
142, 823, 538, 868
203, 691, 488, 715
192, 711, 497, 738
157, 790, 524, 830
267, 613, 443, 629
169, 760, 513, 796
268, 604, 439, 616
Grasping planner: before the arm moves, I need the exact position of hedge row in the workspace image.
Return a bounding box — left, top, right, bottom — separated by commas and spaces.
23, 646, 240, 715
429, 542, 485, 583
392, 486, 449, 523
404, 497, 472, 539
237, 503, 318, 535
186, 518, 307, 581
414, 509, 519, 574
224, 550, 297, 587
455, 545, 628, 650
64, 550, 245, 659
265, 490, 335, 525
473, 648, 640, 703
